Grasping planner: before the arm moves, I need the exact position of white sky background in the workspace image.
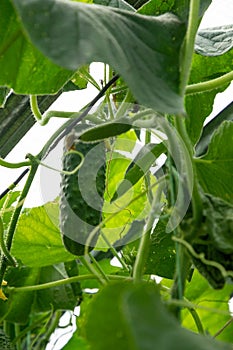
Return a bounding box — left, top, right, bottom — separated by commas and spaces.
1, 0, 233, 207
0, 1, 233, 349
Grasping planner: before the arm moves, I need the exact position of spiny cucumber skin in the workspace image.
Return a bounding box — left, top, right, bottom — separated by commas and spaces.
0, 329, 15, 350
60, 140, 106, 256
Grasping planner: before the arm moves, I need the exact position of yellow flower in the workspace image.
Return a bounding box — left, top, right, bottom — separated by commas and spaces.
0, 288, 7, 301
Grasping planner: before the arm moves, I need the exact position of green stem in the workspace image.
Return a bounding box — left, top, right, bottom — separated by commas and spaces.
189, 307, 205, 334
14, 324, 21, 350
100, 232, 131, 272
30, 95, 42, 122
175, 117, 203, 235
88, 253, 110, 282
180, 0, 200, 94
213, 317, 233, 339
34, 311, 62, 350
133, 182, 164, 282
0, 161, 38, 286
186, 70, 233, 95
0, 158, 31, 168
79, 256, 107, 285
0, 217, 16, 266
6, 274, 131, 293
115, 89, 133, 119
12, 313, 49, 346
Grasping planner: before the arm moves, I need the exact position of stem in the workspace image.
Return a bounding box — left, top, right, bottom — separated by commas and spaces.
79, 256, 107, 285
30, 95, 42, 122
100, 232, 131, 272
0, 162, 38, 286
180, 0, 200, 94
0, 168, 29, 200
213, 317, 233, 338
186, 70, 233, 95
34, 311, 62, 350
188, 307, 205, 334
14, 324, 21, 350
6, 274, 131, 293
43, 74, 120, 157
0, 158, 31, 168
133, 182, 164, 282
0, 217, 16, 266
28, 149, 84, 175
88, 253, 110, 282
174, 117, 203, 236
12, 313, 49, 346
115, 89, 133, 119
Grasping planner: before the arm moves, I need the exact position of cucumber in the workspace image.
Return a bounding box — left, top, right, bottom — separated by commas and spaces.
0, 329, 15, 350
60, 131, 106, 255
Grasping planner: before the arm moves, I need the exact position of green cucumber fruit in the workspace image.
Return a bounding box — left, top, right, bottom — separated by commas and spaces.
0, 329, 15, 350
60, 132, 106, 256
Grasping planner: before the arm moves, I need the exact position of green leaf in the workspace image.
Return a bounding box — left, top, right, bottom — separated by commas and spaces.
85, 282, 232, 349
98, 152, 149, 248
94, 0, 134, 11
182, 271, 233, 343
0, 266, 39, 324
11, 203, 76, 267
63, 333, 90, 350
196, 26, 233, 56
185, 47, 233, 145
0, 87, 10, 108
12, 0, 186, 114
33, 263, 81, 312
196, 121, 233, 204
195, 101, 233, 156
145, 218, 176, 279
138, 0, 211, 23
0, 0, 73, 94
112, 143, 165, 201
204, 195, 233, 254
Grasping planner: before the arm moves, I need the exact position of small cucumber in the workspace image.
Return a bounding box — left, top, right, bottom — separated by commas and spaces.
60, 131, 106, 255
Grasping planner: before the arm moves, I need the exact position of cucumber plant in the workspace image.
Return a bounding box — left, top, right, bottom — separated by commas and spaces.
0, 0, 233, 349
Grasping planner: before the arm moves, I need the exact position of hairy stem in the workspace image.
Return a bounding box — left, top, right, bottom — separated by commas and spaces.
133, 182, 164, 282
180, 0, 200, 94
186, 70, 233, 95
175, 117, 203, 234
6, 274, 131, 293
0, 161, 38, 286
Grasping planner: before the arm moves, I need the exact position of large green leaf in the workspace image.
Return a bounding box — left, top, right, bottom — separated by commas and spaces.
1, 262, 81, 323
112, 142, 165, 201
182, 271, 233, 343
0, 0, 73, 94
98, 152, 149, 248
0, 266, 39, 324
145, 218, 176, 279
12, 0, 186, 114
185, 47, 233, 145
63, 333, 90, 350
138, 0, 211, 23
33, 263, 81, 312
195, 101, 233, 156
11, 203, 76, 267
85, 282, 232, 349
196, 121, 233, 204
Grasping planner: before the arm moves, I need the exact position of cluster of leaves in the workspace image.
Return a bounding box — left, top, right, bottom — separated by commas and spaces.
0, 0, 233, 349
